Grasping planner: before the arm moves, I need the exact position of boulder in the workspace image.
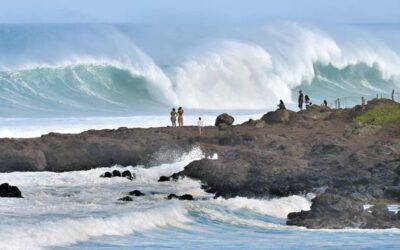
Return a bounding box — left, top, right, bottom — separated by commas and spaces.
100, 171, 112, 178
167, 193, 194, 200
0, 183, 23, 198
158, 176, 170, 182
287, 193, 364, 229
167, 193, 179, 199
112, 170, 121, 177
118, 196, 133, 202
261, 109, 295, 124
215, 113, 234, 127
178, 194, 194, 200
129, 190, 145, 196
122, 170, 135, 180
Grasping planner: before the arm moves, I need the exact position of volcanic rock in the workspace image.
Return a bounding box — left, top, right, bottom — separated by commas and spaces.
215, 113, 234, 127
0, 183, 23, 198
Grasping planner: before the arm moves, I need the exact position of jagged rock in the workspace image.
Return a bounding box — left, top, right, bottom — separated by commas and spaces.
215, 113, 234, 127
129, 190, 145, 196
287, 193, 364, 229
0, 183, 23, 198
118, 196, 133, 202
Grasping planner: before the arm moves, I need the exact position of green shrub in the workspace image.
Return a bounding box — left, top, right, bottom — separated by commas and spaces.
354, 103, 400, 127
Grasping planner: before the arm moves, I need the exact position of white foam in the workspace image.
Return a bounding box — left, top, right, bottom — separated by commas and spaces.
0, 204, 190, 250
213, 195, 311, 219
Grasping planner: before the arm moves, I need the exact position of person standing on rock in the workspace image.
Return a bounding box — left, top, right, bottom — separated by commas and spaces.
298, 91, 304, 110
178, 107, 184, 127
170, 108, 177, 127
197, 117, 204, 136
323, 100, 328, 107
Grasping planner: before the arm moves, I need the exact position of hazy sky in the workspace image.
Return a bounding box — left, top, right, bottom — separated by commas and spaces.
1, 0, 400, 24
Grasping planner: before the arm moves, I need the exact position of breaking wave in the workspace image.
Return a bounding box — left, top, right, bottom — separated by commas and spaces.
0, 22, 399, 116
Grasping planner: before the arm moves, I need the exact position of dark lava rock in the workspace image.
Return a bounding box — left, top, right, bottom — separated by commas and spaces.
178, 194, 194, 200
118, 196, 133, 202
100, 171, 112, 178
112, 170, 121, 177
0, 183, 23, 198
167, 193, 194, 200
215, 113, 234, 127
261, 109, 296, 124
287, 193, 364, 229
129, 190, 145, 196
167, 194, 179, 199
122, 170, 135, 180
158, 176, 170, 182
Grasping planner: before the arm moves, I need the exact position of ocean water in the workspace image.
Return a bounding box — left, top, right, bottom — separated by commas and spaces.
0, 148, 399, 250
1, 22, 400, 249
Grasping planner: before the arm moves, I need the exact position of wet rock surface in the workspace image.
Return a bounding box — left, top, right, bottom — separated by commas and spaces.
100, 170, 135, 180
118, 196, 133, 202
287, 192, 400, 229
129, 190, 145, 196
0, 183, 23, 198
167, 193, 194, 200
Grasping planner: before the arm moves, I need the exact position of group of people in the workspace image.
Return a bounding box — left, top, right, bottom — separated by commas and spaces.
278, 90, 328, 110
170, 107, 184, 127
297, 90, 313, 110
170, 107, 204, 136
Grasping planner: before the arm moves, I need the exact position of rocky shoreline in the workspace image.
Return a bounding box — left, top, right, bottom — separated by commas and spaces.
0, 99, 399, 229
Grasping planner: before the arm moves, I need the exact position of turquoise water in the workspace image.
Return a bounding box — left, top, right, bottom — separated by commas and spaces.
1, 23, 400, 249
0, 23, 399, 117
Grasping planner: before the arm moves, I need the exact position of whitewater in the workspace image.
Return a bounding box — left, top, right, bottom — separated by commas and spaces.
1, 22, 400, 249
0, 148, 399, 250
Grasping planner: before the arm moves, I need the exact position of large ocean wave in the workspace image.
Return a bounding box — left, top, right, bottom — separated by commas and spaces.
0, 23, 399, 116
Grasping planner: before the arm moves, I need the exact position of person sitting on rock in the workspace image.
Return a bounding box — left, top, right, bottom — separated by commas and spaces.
278, 100, 286, 110
178, 107, 184, 127
170, 108, 177, 127
298, 91, 304, 110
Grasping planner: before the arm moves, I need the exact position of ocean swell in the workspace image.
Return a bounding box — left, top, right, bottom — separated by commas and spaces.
0, 23, 399, 116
